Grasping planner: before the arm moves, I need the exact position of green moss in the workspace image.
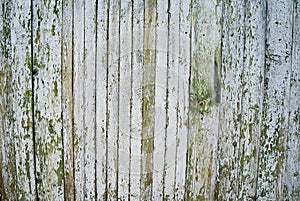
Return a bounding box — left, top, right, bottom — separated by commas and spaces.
249, 56, 254, 66
53, 81, 58, 96
55, 159, 64, 187
51, 24, 56, 36
190, 71, 212, 115
53, 0, 59, 17
48, 119, 55, 134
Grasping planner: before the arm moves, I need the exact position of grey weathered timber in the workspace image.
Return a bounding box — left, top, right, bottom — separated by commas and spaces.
0, 1, 17, 200
258, 1, 293, 200
0, 0, 299, 200
32, 0, 64, 199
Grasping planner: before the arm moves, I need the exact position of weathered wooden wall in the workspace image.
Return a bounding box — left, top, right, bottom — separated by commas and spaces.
0, 0, 299, 200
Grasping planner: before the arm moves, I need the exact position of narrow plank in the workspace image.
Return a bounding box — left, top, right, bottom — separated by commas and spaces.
83, 1, 97, 199
118, 0, 132, 199
283, 1, 300, 199
96, 0, 109, 199
107, 0, 120, 199
73, 0, 85, 199
0, 1, 17, 199
10, 0, 37, 199
152, 0, 168, 199
130, 0, 144, 199
215, 0, 245, 199
257, 0, 293, 199
0, 4, 4, 197
140, 0, 156, 199
237, 1, 266, 199
164, 0, 179, 199
187, 0, 222, 200
32, 0, 64, 199
62, 0, 74, 199
174, 0, 190, 199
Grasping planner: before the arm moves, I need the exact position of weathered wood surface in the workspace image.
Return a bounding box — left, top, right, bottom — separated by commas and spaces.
0, 0, 299, 200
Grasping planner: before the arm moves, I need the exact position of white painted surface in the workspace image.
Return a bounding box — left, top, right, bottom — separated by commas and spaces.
0, 0, 299, 200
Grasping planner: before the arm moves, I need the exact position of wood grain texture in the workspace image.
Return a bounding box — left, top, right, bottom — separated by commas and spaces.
62, 0, 74, 199
74, 0, 97, 199
96, 0, 109, 199
283, 1, 300, 200
215, 0, 245, 199
174, 0, 190, 200
83, 1, 97, 199
187, 0, 222, 200
32, 0, 64, 199
0, 0, 299, 200
140, 0, 156, 200
10, 0, 37, 199
163, 0, 180, 200
130, 0, 144, 199
257, 0, 293, 200
152, 0, 168, 200
0, 1, 17, 199
118, 0, 132, 199
237, 1, 266, 200
106, 0, 120, 200
73, 0, 85, 199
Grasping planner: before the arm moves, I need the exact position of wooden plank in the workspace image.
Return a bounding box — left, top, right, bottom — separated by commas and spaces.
140, 0, 156, 199
10, 0, 37, 199
107, 0, 120, 199
62, 0, 74, 199
73, 0, 85, 199
152, 0, 168, 199
130, 0, 144, 199
257, 0, 293, 200
0, 1, 17, 199
174, 0, 190, 199
118, 0, 132, 199
187, 0, 222, 200
74, 0, 97, 199
83, 1, 97, 199
0, 2, 6, 200
237, 1, 266, 199
283, 1, 300, 199
32, 0, 64, 199
96, 0, 109, 199
258, 1, 292, 200
215, 0, 245, 199
164, 0, 179, 200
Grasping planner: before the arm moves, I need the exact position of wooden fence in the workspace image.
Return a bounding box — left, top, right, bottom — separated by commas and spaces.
0, 0, 299, 200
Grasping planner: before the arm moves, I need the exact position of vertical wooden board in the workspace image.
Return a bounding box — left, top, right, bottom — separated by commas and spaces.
152, 0, 168, 200
187, 0, 222, 200
174, 0, 190, 199
96, 0, 108, 199
215, 0, 245, 200
107, 0, 120, 199
237, 1, 266, 199
118, 0, 132, 199
83, 1, 97, 199
130, 0, 143, 199
164, 0, 179, 200
73, 0, 85, 199
0, 1, 17, 199
0, 10, 4, 200
10, 0, 37, 199
141, 0, 156, 199
283, 1, 300, 199
32, 0, 64, 199
62, 0, 74, 199
257, 0, 293, 200
74, 0, 97, 199
0, 4, 4, 198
